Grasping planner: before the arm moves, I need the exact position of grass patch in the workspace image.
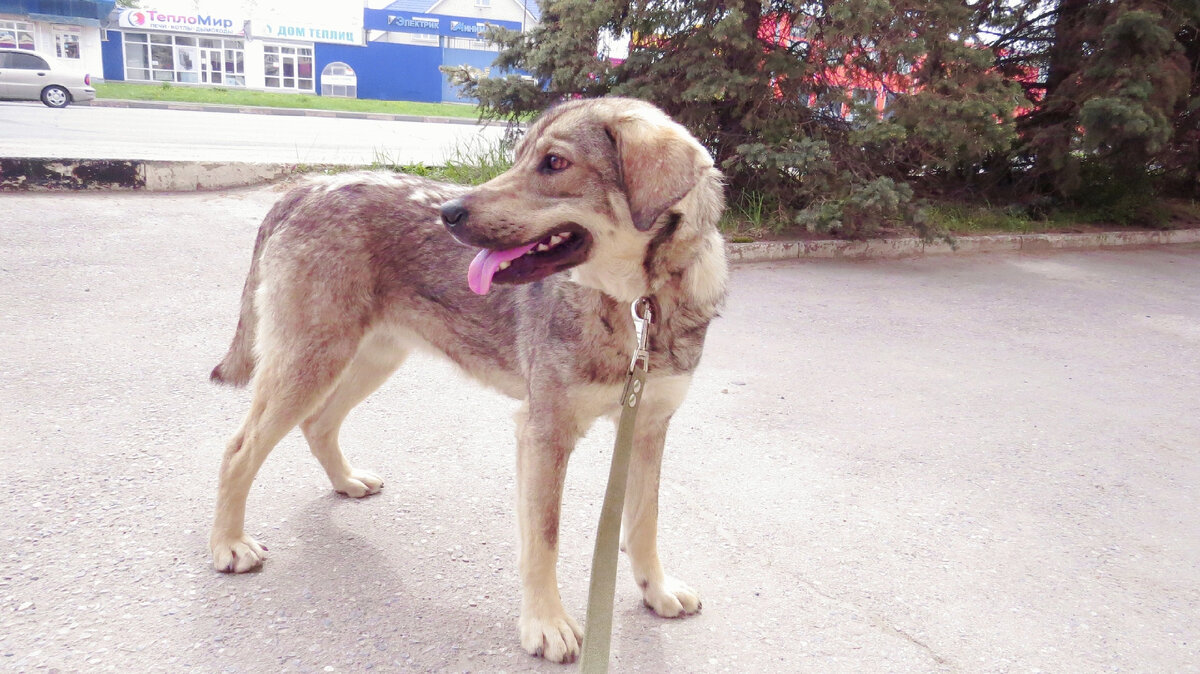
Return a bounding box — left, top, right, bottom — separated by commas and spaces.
718, 197, 1185, 242
923, 203, 1044, 235
1166, 199, 1200, 224
95, 82, 483, 119
719, 191, 790, 240
375, 136, 513, 186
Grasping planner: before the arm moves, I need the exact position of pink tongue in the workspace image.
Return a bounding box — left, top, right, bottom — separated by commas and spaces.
468, 242, 538, 295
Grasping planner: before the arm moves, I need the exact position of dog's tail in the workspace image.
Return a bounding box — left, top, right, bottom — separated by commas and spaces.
210, 189, 304, 387
210, 229, 265, 387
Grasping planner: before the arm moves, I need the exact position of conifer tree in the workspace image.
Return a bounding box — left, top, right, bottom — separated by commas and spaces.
982, 0, 1193, 219
449, 0, 1023, 236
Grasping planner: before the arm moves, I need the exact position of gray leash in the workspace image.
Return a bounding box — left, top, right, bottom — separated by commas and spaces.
579, 297, 653, 673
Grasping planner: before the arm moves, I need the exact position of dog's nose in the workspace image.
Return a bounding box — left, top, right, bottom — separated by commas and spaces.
440, 199, 469, 229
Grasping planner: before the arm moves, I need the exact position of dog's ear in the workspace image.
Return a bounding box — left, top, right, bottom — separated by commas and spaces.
606, 110, 710, 231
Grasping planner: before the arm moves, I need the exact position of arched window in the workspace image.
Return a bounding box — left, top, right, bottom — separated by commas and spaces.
320, 62, 357, 98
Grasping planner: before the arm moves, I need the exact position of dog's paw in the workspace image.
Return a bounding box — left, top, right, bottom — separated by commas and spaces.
642, 575, 701, 618
333, 468, 383, 498
211, 534, 267, 573
520, 608, 583, 663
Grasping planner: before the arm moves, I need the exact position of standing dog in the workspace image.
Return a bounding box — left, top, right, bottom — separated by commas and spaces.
208, 97, 727, 663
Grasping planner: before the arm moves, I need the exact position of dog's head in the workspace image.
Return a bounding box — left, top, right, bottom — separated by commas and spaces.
440, 97, 717, 299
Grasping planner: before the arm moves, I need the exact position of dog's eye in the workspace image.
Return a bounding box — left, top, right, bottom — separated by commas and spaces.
542, 154, 571, 173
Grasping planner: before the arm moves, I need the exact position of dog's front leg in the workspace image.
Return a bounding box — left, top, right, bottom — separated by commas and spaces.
621, 408, 702, 618
514, 403, 583, 663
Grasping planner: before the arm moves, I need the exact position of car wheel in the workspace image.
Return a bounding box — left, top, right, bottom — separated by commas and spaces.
41, 85, 71, 108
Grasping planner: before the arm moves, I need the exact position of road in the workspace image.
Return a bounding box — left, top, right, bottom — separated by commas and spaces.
0, 101, 505, 165
1, 186, 1198, 672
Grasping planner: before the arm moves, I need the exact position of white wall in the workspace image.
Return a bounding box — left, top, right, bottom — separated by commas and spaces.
28, 22, 103, 78
242, 39, 265, 89
428, 0, 533, 25
151, 0, 365, 36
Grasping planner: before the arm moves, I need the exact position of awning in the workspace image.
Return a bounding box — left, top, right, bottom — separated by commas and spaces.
0, 0, 116, 23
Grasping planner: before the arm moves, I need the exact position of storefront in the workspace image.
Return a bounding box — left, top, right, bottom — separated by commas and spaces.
314, 7, 523, 103
0, 0, 113, 77
103, 7, 359, 93
246, 18, 360, 93
104, 9, 247, 85
95, 2, 533, 102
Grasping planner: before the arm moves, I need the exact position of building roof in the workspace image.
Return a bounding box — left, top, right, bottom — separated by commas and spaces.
383, 0, 539, 21
383, 0, 435, 11
516, 0, 540, 21
0, 0, 115, 22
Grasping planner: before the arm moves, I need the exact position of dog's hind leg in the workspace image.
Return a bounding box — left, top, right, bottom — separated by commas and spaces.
300, 333, 407, 497
210, 332, 360, 573
620, 376, 702, 618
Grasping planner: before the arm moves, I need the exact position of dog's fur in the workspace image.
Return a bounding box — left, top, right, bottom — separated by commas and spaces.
208, 97, 727, 663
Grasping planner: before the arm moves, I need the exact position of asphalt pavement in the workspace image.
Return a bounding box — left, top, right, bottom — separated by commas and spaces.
1, 187, 1198, 672
0, 101, 505, 165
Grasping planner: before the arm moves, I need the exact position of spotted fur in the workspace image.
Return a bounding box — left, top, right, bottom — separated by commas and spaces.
208, 97, 727, 664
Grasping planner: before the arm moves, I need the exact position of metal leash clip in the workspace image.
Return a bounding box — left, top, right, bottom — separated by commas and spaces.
629, 297, 653, 374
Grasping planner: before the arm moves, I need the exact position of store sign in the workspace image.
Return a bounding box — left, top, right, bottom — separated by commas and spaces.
118, 8, 242, 36
364, 9, 521, 37
256, 22, 360, 45
449, 21, 491, 36
387, 15, 440, 34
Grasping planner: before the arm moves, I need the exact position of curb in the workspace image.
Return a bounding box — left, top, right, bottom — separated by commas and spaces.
79, 98, 487, 126
2, 157, 1196, 260
0, 158, 303, 191
725, 230, 1200, 263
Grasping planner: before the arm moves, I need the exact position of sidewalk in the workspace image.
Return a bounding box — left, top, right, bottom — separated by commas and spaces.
80, 97, 482, 126
4, 188, 1198, 670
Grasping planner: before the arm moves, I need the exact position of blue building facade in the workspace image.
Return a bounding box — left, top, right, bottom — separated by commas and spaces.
351, 7, 522, 103
93, 1, 534, 104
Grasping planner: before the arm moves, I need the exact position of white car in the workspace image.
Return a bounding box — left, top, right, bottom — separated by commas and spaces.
0, 49, 96, 108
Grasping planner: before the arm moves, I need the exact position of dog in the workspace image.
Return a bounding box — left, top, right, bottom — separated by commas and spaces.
208, 97, 728, 663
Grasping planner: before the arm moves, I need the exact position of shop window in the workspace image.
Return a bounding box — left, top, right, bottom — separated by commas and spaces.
53, 25, 81, 59
175, 36, 198, 83
445, 36, 498, 52
198, 39, 246, 86
124, 36, 150, 80
150, 42, 174, 81
0, 20, 36, 50
320, 62, 357, 98
123, 32, 243, 86
264, 44, 314, 91
368, 29, 439, 47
